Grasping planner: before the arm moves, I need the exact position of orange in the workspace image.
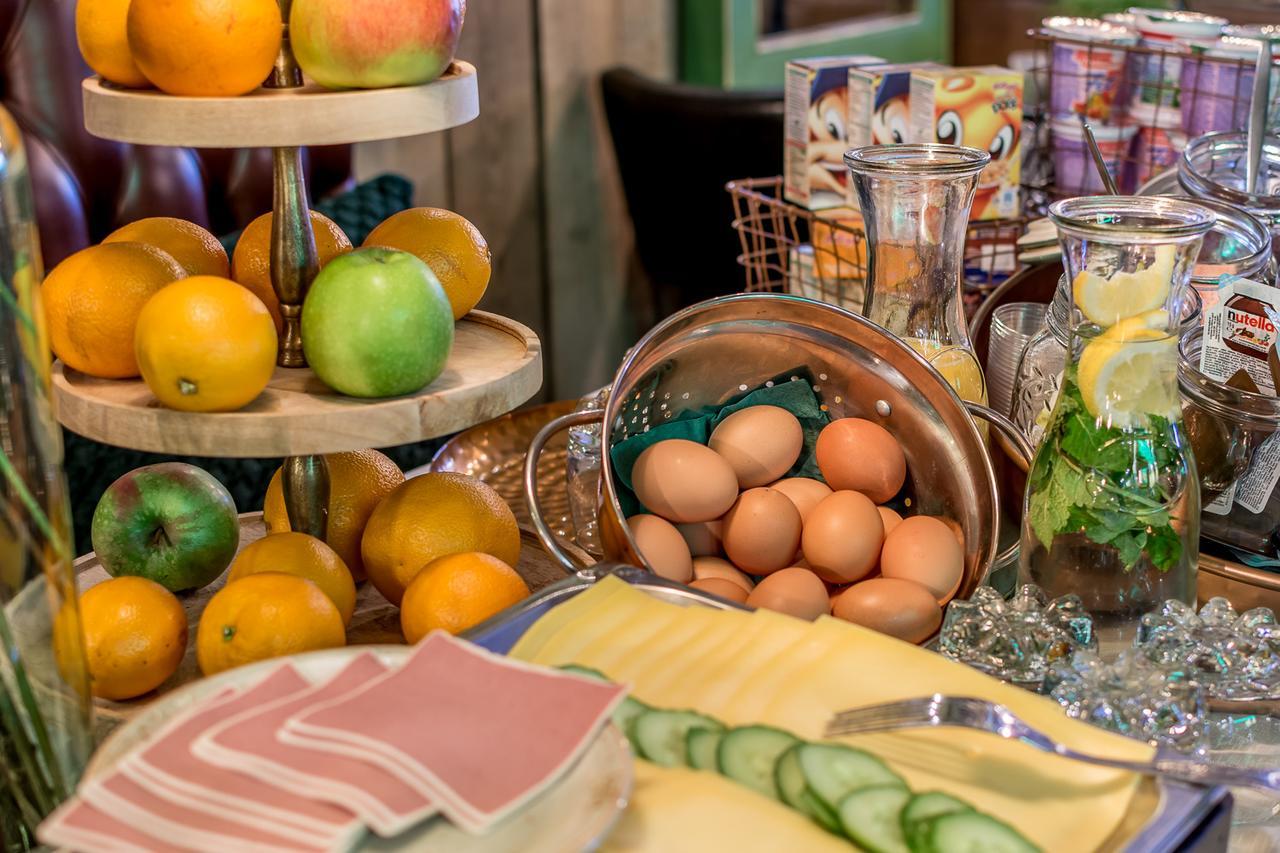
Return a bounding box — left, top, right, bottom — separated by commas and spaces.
227, 532, 356, 625
105, 217, 230, 277
362, 208, 491, 320
76, 0, 149, 88
197, 573, 344, 676
261, 449, 404, 582
42, 242, 186, 378
126, 0, 282, 97
70, 577, 187, 701
400, 552, 529, 641
134, 276, 278, 412
361, 473, 521, 607
232, 210, 352, 334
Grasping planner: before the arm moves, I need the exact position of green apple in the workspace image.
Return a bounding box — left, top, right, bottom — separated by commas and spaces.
91, 463, 239, 593
301, 247, 455, 398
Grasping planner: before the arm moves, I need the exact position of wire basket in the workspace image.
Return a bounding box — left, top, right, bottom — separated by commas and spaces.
727, 176, 1024, 318
1027, 26, 1274, 201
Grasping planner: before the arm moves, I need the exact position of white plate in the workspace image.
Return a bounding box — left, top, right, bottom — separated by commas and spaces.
86, 645, 632, 852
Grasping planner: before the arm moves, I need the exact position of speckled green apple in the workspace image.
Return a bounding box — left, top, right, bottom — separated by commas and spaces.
290, 0, 464, 90
91, 463, 239, 593
301, 247, 455, 398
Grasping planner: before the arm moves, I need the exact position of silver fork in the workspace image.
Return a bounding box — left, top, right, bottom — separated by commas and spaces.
825, 694, 1280, 794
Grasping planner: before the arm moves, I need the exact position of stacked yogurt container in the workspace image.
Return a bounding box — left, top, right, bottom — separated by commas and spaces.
1042, 16, 1140, 193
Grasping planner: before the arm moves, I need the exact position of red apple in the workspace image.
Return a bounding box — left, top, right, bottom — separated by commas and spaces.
290, 0, 465, 90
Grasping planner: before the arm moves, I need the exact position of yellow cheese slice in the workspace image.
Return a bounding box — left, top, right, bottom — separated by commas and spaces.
517, 582, 1151, 852
509, 577, 642, 660
602, 763, 856, 853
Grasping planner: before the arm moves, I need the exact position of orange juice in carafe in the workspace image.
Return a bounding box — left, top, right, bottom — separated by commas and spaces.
845, 145, 990, 409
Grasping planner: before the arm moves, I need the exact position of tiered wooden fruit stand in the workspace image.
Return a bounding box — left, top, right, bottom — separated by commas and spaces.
51, 6, 549, 729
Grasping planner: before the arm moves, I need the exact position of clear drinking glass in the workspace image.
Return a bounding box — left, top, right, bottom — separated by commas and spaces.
1020, 196, 1213, 656
566, 386, 609, 556
0, 106, 93, 846
845, 144, 990, 406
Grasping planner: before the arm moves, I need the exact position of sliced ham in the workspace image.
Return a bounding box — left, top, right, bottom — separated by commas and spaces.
120, 665, 361, 849
193, 653, 437, 837
282, 631, 626, 834
39, 797, 192, 853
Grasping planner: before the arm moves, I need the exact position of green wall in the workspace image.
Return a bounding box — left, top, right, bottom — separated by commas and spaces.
681, 0, 952, 88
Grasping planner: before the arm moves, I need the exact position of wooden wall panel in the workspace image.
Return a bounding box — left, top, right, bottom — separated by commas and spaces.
537, 0, 675, 399
354, 0, 675, 400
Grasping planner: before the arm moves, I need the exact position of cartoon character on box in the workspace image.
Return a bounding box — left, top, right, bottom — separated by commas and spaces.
870, 74, 910, 145
806, 71, 850, 205
933, 73, 1022, 219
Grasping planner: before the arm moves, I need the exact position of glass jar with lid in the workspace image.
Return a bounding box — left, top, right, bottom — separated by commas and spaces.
1179, 131, 1280, 261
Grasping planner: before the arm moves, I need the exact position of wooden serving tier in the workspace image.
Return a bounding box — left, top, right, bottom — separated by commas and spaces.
53, 311, 541, 458
82, 61, 479, 148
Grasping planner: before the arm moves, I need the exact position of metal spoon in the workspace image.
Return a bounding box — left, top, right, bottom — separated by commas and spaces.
1078, 113, 1120, 195
1246, 38, 1272, 196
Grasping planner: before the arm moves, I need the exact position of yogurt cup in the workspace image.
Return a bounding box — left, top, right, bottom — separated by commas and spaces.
1128, 7, 1227, 109
1103, 12, 1136, 28
1050, 117, 1138, 193
1180, 37, 1261, 137
1129, 122, 1188, 188
1042, 17, 1138, 122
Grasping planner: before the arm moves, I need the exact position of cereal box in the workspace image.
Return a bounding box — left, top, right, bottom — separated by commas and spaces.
784, 55, 886, 210
908, 67, 1024, 220
847, 62, 945, 148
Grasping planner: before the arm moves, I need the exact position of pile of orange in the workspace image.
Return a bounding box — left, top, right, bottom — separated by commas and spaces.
77, 0, 283, 97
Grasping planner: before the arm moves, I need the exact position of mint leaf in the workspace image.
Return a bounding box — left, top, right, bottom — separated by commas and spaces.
1114, 529, 1148, 569
1146, 524, 1182, 573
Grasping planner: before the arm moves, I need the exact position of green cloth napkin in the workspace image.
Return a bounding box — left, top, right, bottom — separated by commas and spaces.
610, 368, 832, 518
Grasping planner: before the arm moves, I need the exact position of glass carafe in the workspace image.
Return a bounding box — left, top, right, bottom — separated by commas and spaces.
845, 144, 989, 406
1020, 196, 1213, 656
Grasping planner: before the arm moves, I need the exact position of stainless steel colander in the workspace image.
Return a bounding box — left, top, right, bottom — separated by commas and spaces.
525, 294, 1031, 603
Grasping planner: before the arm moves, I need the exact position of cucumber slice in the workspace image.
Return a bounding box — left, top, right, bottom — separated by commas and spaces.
775, 744, 840, 832
686, 727, 723, 771
901, 792, 972, 852
797, 742, 906, 814
613, 696, 649, 750
920, 811, 1040, 853
557, 663, 608, 680
717, 725, 800, 800
837, 785, 912, 853
631, 709, 724, 767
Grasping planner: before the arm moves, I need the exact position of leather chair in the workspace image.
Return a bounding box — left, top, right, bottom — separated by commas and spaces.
601, 68, 784, 322
0, 0, 353, 270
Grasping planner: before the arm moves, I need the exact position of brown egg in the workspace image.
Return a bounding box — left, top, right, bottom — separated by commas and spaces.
937, 516, 966, 548
769, 477, 833, 523
709, 405, 805, 488
721, 488, 803, 575
631, 439, 739, 523
677, 520, 723, 557
831, 578, 942, 643
877, 506, 904, 536
689, 577, 750, 604
627, 514, 693, 583
692, 556, 755, 593
746, 567, 829, 620
815, 418, 907, 504
879, 516, 965, 604
801, 490, 884, 584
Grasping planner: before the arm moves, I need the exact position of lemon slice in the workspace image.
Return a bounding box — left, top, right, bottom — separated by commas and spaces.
1073, 245, 1175, 326
1100, 308, 1172, 342
1077, 330, 1179, 427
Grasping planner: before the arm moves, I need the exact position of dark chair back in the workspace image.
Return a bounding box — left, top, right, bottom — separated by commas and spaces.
601, 67, 783, 319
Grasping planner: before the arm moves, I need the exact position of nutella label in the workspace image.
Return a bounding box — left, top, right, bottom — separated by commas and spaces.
1223, 294, 1278, 360
1201, 278, 1280, 395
